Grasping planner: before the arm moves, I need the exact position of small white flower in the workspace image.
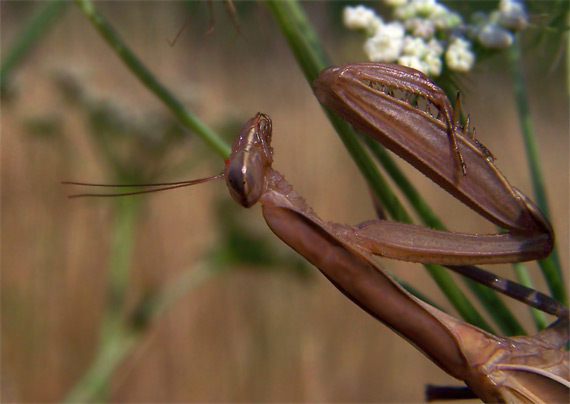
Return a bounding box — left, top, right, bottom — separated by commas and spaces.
427, 3, 450, 19
343, 6, 382, 35
364, 22, 405, 62
402, 36, 427, 57
404, 18, 436, 39
445, 38, 475, 72
425, 52, 442, 76
394, 3, 417, 20
398, 55, 429, 74
384, 0, 409, 7
426, 38, 444, 56
411, 0, 436, 17
478, 23, 513, 49
498, 0, 527, 30
432, 10, 462, 30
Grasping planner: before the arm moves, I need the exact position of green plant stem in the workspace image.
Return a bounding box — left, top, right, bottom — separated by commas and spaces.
463, 281, 525, 335
265, 0, 495, 333
1, 0, 68, 91
395, 277, 444, 312
507, 38, 566, 305
62, 262, 218, 403
63, 326, 137, 403
108, 198, 139, 308
63, 196, 140, 403
325, 113, 411, 223
566, 7, 570, 98
360, 136, 446, 229
136, 263, 221, 324
73, 0, 230, 158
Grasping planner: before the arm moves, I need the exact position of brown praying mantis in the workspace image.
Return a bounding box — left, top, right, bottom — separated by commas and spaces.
65, 63, 569, 402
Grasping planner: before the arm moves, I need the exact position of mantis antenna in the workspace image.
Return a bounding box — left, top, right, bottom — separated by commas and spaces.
62, 173, 225, 198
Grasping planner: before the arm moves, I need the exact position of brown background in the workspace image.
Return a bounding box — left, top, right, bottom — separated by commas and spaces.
2, 1, 568, 402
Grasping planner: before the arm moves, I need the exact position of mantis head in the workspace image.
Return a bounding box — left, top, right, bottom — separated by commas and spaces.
224, 112, 274, 208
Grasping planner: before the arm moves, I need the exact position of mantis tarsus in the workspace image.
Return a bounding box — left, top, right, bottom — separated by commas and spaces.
65, 63, 569, 402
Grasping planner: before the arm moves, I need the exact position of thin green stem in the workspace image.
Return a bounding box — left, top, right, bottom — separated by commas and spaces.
1, 0, 68, 92
63, 196, 140, 403
424, 264, 493, 332
107, 198, 140, 309
63, 263, 220, 403
508, 38, 566, 305
324, 112, 412, 224
567, 8, 570, 97
395, 277, 444, 312
136, 263, 221, 324
73, 0, 230, 158
361, 135, 445, 229
63, 327, 137, 403
462, 280, 525, 335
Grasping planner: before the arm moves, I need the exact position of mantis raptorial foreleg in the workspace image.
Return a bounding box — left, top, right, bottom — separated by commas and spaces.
312, 63, 554, 266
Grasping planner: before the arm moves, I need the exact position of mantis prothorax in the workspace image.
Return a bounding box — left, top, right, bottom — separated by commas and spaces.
65, 64, 568, 402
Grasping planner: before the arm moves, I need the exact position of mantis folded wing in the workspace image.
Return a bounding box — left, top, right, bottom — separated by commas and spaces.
312, 63, 553, 266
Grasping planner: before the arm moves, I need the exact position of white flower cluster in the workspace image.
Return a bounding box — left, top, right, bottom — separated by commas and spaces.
343, 0, 528, 77
472, 0, 528, 49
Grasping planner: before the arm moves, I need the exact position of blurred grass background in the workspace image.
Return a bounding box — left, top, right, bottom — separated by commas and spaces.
1, 1, 568, 402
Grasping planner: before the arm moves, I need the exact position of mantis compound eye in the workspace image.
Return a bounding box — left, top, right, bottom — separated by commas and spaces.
225, 150, 266, 208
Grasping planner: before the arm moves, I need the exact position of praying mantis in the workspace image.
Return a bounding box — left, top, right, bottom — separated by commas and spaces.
65, 63, 569, 402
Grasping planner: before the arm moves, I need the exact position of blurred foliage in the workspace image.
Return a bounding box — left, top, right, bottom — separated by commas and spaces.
207, 199, 312, 279
1, 1, 68, 97
52, 69, 192, 184
525, 0, 569, 70
23, 114, 64, 139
